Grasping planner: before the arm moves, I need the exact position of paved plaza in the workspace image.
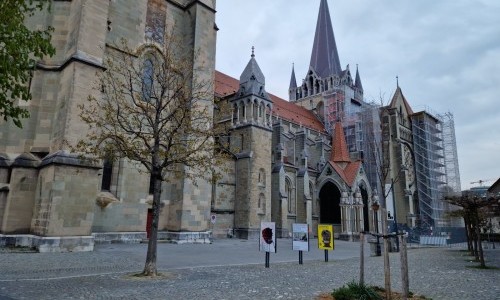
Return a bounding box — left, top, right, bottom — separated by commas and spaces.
0, 239, 498, 299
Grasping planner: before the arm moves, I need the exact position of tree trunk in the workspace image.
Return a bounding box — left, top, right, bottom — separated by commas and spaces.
142, 171, 162, 276
475, 210, 486, 267
464, 216, 472, 253
472, 213, 479, 261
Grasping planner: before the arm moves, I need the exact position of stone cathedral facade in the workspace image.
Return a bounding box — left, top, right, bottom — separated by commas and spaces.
0, 0, 379, 252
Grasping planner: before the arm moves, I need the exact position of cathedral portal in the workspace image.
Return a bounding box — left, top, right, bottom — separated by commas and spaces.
319, 182, 341, 224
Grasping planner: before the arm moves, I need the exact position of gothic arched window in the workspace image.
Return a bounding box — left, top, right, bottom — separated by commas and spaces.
142, 58, 154, 101
258, 168, 266, 186
285, 178, 294, 213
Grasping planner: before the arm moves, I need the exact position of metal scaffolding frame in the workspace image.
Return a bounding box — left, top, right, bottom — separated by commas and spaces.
440, 112, 462, 193
411, 111, 460, 231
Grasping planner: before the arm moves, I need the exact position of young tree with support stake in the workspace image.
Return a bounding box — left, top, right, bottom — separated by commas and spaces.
73, 31, 229, 277
363, 99, 415, 300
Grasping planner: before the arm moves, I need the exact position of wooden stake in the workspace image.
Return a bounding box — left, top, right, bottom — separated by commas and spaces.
400, 233, 409, 299
359, 232, 365, 285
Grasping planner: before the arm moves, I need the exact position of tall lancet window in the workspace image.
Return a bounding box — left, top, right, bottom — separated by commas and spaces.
142, 59, 154, 101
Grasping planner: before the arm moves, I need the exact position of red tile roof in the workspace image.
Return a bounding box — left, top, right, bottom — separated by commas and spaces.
330, 160, 361, 187
327, 121, 361, 186
331, 121, 350, 163
215, 71, 239, 98
215, 71, 325, 133
344, 161, 361, 186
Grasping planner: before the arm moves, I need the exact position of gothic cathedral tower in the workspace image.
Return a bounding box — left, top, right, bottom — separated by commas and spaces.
230, 51, 273, 239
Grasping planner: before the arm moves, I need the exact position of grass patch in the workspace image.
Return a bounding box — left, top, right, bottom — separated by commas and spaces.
316, 283, 430, 300
331, 281, 382, 300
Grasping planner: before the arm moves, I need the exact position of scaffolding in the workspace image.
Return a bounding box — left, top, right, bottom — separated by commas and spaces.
440, 112, 462, 193
439, 112, 463, 227
412, 111, 449, 231
359, 102, 382, 195
323, 89, 345, 135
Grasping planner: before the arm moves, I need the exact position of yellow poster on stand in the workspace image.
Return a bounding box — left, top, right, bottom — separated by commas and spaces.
318, 224, 334, 250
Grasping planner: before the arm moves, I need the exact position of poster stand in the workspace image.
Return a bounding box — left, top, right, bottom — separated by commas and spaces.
318, 224, 334, 262
260, 222, 276, 268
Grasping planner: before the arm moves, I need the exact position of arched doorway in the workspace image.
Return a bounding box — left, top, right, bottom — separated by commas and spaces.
360, 187, 369, 231
319, 182, 341, 224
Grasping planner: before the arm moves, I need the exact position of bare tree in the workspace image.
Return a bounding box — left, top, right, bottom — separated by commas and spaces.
73, 31, 229, 276
444, 192, 499, 268
363, 97, 413, 300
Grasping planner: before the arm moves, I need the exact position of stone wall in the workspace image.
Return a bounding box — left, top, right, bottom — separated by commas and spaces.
1, 166, 38, 234
31, 152, 100, 237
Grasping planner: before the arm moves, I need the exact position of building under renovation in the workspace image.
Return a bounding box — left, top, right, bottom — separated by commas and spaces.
412, 111, 463, 232
0, 0, 462, 252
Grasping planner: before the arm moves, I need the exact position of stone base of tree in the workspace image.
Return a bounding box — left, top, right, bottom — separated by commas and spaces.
0, 234, 94, 252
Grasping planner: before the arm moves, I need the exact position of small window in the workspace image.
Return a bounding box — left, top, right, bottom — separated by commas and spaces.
148, 174, 155, 194
258, 168, 266, 186
101, 159, 113, 191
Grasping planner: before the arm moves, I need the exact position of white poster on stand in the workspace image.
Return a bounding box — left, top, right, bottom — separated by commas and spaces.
292, 223, 309, 251
259, 222, 276, 253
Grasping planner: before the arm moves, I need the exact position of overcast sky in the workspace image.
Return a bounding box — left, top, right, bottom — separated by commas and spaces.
214, 0, 500, 191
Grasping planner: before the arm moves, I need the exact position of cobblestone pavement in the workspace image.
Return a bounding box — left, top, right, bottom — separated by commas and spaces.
0, 239, 498, 300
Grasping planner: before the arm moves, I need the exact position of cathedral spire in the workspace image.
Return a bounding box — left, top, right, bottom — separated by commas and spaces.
355, 64, 363, 90
289, 63, 297, 90
309, 0, 342, 78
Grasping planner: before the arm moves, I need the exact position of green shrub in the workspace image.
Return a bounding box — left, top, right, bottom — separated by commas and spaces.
331, 281, 382, 300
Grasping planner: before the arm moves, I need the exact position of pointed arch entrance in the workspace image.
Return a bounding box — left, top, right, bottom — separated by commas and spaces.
360, 186, 369, 231
319, 181, 341, 224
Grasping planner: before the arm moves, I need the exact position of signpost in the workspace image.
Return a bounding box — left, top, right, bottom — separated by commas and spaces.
292, 223, 309, 265
260, 222, 276, 268
318, 224, 334, 262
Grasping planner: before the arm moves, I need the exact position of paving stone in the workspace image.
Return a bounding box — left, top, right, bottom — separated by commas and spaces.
0, 240, 498, 299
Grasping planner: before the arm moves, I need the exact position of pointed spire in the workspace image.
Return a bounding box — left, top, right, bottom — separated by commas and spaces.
355, 64, 363, 90
239, 46, 265, 85
235, 47, 272, 103
289, 63, 297, 89
389, 85, 414, 115
309, 0, 342, 78
330, 121, 350, 164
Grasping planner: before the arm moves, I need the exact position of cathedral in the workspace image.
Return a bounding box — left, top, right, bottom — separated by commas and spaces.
1, 0, 461, 252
